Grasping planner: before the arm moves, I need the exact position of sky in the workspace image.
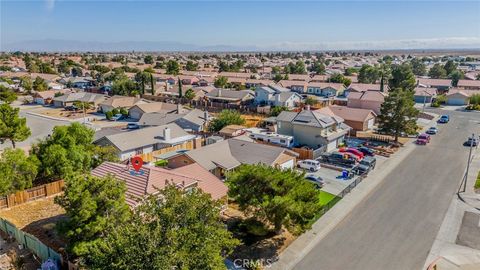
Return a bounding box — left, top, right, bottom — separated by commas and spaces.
1, 0, 480, 51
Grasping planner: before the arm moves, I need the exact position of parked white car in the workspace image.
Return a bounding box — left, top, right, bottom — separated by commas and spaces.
297, 159, 321, 172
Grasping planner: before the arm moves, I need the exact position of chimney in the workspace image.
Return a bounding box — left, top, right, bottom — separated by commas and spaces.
163, 127, 171, 141
305, 104, 311, 111
177, 103, 183, 114
217, 89, 222, 97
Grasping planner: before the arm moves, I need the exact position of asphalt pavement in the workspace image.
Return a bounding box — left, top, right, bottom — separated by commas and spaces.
294, 110, 480, 270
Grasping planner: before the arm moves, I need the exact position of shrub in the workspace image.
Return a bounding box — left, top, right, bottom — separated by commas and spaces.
111, 108, 119, 115
475, 171, 480, 190
154, 159, 168, 167
240, 218, 270, 236
119, 107, 128, 116
105, 110, 113, 120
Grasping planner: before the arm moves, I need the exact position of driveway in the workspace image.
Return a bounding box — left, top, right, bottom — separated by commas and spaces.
294, 110, 480, 270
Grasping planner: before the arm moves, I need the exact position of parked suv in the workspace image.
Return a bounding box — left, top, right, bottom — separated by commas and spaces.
297, 159, 321, 172
320, 152, 357, 168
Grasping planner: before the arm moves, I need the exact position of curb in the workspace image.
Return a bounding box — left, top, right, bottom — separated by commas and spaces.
270, 115, 439, 270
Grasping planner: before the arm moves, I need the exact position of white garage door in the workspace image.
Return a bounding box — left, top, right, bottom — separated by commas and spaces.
280, 159, 295, 170
367, 118, 375, 129
327, 140, 337, 152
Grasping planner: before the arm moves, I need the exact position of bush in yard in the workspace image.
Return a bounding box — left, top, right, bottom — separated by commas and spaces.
475, 171, 480, 190
227, 164, 321, 235
119, 107, 128, 117
154, 159, 168, 167
111, 108, 119, 115
105, 110, 113, 120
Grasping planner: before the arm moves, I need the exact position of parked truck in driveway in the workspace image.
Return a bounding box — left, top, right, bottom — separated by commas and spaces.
352, 156, 377, 175
319, 152, 357, 168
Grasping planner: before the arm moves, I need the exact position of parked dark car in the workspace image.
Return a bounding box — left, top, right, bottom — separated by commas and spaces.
464, 137, 478, 147
320, 152, 357, 168
438, 115, 449, 123
65, 105, 78, 111
357, 146, 375, 156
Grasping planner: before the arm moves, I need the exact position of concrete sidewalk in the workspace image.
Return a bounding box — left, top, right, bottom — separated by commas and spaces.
270, 116, 439, 270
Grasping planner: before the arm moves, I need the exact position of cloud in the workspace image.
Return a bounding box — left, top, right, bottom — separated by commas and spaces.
45, 0, 55, 11
262, 37, 480, 51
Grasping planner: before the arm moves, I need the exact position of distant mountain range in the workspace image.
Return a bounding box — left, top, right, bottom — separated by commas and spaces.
1, 39, 258, 52
2, 38, 480, 52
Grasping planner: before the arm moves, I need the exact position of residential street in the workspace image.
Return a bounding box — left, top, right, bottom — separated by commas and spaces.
294, 110, 480, 270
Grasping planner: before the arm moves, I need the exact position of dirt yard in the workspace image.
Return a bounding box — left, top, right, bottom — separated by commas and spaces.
0, 197, 67, 252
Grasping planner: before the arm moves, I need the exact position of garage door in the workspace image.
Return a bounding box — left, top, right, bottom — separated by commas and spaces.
129, 110, 142, 120
279, 159, 295, 170
327, 140, 337, 152
447, 98, 466, 106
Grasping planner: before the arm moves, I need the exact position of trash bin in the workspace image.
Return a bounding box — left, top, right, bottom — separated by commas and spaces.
342, 170, 348, 179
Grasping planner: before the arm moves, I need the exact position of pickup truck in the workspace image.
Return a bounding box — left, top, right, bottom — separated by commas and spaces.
352, 156, 377, 175
319, 151, 357, 168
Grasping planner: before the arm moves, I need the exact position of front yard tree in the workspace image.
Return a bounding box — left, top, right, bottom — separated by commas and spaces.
144, 55, 154, 64
227, 164, 321, 234
214, 76, 228, 88
184, 88, 195, 100
55, 173, 130, 258
443, 60, 458, 76
33, 76, 48, 91
0, 85, 17, 104
166, 60, 180, 75
31, 122, 95, 180
0, 104, 31, 148
85, 186, 239, 270
449, 70, 464, 87
358, 64, 380, 84
388, 63, 416, 91
0, 148, 39, 196
208, 109, 245, 132
428, 63, 447, 79
378, 88, 419, 142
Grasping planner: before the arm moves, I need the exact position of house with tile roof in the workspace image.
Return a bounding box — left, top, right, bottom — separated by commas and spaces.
91, 162, 227, 207
329, 105, 376, 135
99, 95, 149, 112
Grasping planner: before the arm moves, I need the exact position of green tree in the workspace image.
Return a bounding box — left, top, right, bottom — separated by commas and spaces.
329, 73, 351, 86
0, 148, 39, 196
358, 64, 380, 84
112, 78, 138, 96
208, 109, 245, 132
185, 60, 199, 71
443, 60, 458, 76
269, 106, 288, 117
304, 96, 317, 106
55, 173, 130, 258
144, 55, 154, 64
378, 88, 419, 142
388, 63, 416, 91
31, 122, 94, 180
449, 70, 464, 87
214, 76, 228, 88
84, 186, 239, 270
20, 76, 32, 91
71, 66, 83, 77
150, 74, 155, 95
428, 64, 447, 79
91, 145, 119, 168
227, 164, 321, 234
184, 88, 195, 100
166, 60, 180, 75
178, 78, 183, 98
33, 76, 48, 91
0, 85, 17, 104
0, 104, 31, 148
310, 61, 326, 74
410, 58, 427, 76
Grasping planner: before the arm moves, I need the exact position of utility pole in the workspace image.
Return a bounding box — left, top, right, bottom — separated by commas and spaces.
462, 133, 475, 193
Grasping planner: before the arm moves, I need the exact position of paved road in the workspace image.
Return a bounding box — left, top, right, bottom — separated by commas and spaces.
295, 110, 480, 270
0, 107, 69, 150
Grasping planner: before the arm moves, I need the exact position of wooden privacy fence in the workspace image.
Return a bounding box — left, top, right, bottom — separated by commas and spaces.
292, 146, 326, 160
0, 180, 65, 209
